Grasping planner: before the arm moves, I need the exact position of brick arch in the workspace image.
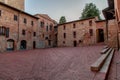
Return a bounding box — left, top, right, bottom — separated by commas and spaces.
7, 39, 15, 51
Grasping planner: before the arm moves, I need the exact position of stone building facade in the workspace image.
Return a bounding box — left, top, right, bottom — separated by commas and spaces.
103, 0, 119, 49
35, 14, 57, 48
57, 17, 106, 47
0, 0, 24, 11
0, 2, 57, 52
0, 2, 38, 52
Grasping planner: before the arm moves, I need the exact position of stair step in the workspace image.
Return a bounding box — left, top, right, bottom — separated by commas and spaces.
93, 49, 115, 80
101, 47, 110, 54
91, 48, 112, 72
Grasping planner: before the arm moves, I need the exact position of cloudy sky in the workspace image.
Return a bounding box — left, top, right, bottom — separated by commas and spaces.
25, 0, 108, 22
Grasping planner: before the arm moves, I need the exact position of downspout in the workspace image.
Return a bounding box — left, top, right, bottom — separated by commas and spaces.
106, 19, 108, 42
17, 11, 20, 50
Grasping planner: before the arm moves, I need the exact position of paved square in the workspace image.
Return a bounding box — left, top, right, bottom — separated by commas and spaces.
0, 45, 104, 80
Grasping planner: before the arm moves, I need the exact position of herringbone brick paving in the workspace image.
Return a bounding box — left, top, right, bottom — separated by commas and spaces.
0, 46, 104, 80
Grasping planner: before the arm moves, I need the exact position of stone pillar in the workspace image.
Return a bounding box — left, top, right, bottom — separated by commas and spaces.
0, 36, 6, 52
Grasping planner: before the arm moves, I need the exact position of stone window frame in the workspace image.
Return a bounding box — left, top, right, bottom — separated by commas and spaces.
73, 23, 76, 28
23, 18, 27, 24
22, 29, 26, 35
31, 21, 34, 26
50, 24, 53, 31
63, 41, 65, 44
33, 32, 36, 37
89, 20, 92, 26
6, 28, 9, 38
73, 31, 76, 38
63, 25, 66, 30
14, 15, 18, 21
89, 29, 93, 36
64, 33, 66, 39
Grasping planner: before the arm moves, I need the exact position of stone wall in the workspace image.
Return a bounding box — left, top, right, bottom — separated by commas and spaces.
107, 19, 118, 48
0, 3, 38, 52
0, 0, 24, 11
57, 18, 105, 47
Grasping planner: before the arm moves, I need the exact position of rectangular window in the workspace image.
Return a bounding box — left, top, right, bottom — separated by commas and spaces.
6, 28, 9, 38
50, 25, 52, 31
31, 21, 34, 26
73, 23, 76, 28
14, 15, 18, 21
33, 32, 36, 36
64, 33, 66, 39
49, 35, 51, 39
73, 31, 76, 38
22, 30, 25, 35
89, 29, 93, 36
63, 41, 65, 44
40, 21, 44, 27
63, 25, 66, 30
46, 25, 49, 31
24, 18, 27, 24
0, 10, 1, 16
89, 20, 92, 26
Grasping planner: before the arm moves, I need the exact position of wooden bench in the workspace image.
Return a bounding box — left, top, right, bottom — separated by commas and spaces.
93, 49, 115, 80
100, 47, 110, 54
91, 48, 112, 72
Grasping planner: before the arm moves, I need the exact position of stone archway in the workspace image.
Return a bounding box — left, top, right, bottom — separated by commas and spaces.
7, 39, 14, 51
20, 40, 27, 50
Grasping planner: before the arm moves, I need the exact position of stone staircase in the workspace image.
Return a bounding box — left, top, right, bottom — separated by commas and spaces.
90, 46, 115, 80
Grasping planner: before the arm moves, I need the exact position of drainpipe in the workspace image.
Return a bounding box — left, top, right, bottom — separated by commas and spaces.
106, 20, 108, 42
17, 12, 20, 42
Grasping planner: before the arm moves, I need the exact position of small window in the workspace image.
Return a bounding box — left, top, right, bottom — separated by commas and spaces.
89, 29, 93, 36
33, 32, 36, 37
6, 28, 9, 38
49, 35, 51, 39
81, 22, 84, 25
42, 34, 44, 38
50, 25, 53, 31
89, 20, 92, 26
24, 18, 27, 24
40, 21, 44, 27
46, 25, 49, 31
73, 31, 76, 38
73, 23, 76, 28
64, 33, 66, 39
14, 15, 18, 21
63, 41, 65, 44
63, 25, 66, 30
31, 21, 34, 26
0, 10, 1, 16
79, 40, 82, 43
45, 37, 48, 40
22, 30, 26, 35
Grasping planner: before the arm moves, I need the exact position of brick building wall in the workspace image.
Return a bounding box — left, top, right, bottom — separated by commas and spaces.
107, 19, 118, 48
35, 14, 57, 48
0, 2, 38, 52
0, 0, 24, 11
57, 17, 106, 47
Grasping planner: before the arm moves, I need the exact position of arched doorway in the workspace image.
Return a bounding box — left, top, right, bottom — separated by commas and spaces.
7, 39, 14, 51
33, 41, 36, 49
20, 40, 27, 50
97, 29, 104, 42
73, 40, 77, 47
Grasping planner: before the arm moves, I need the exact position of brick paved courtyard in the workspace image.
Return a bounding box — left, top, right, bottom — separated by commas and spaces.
0, 45, 106, 80
107, 51, 120, 80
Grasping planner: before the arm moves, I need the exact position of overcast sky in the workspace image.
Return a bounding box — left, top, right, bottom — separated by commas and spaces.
25, 0, 108, 22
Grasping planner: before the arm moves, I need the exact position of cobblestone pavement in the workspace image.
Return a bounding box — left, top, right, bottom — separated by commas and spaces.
107, 51, 120, 80
0, 45, 104, 80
